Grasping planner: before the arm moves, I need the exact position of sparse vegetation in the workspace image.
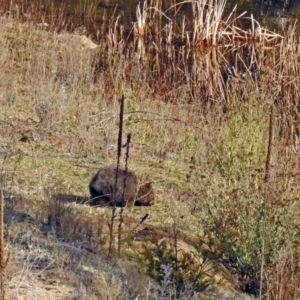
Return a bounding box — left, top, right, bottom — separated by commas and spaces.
0, 0, 300, 299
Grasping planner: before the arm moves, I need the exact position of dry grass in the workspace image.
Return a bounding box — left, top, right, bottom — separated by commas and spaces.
0, 0, 299, 298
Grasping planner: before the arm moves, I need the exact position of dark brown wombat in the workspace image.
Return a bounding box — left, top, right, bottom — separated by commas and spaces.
89, 166, 155, 207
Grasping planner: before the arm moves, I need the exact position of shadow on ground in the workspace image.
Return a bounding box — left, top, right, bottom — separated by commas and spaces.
53, 193, 89, 205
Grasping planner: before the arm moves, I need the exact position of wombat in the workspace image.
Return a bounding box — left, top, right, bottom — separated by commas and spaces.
89, 166, 155, 207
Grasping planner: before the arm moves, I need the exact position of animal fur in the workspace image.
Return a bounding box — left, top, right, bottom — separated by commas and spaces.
89, 166, 155, 207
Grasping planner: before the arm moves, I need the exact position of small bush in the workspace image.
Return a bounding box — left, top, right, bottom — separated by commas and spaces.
136, 238, 211, 298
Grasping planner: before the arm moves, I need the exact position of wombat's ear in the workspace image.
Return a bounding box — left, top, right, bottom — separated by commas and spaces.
142, 181, 152, 188
141, 175, 151, 182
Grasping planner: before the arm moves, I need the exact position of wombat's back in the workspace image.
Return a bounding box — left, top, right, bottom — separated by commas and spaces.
89, 166, 138, 207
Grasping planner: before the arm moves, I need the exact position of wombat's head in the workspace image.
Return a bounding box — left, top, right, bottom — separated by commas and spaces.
135, 181, 155, 206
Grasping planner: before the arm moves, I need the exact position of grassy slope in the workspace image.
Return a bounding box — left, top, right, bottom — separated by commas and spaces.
0, 15, 300, 299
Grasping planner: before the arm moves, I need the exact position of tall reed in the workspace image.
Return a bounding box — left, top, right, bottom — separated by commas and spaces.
0, 190, 9, 300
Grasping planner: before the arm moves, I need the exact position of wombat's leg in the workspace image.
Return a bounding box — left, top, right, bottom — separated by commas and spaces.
88, 193, 112, 206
